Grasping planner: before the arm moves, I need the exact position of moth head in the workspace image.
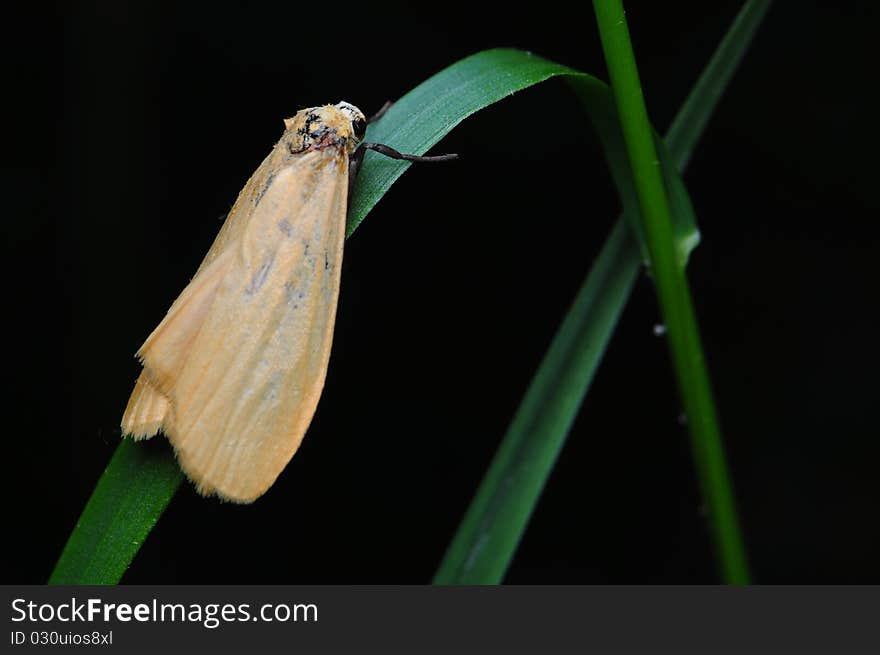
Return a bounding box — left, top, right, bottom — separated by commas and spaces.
335, 101, 367, 141
283, 101, 367, 155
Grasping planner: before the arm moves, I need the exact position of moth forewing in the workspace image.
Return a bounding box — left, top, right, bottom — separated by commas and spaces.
136, 249, 236, 396
162, 153, 348, 502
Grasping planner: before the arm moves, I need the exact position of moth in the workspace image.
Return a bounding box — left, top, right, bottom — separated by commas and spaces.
121, 101, 455, 502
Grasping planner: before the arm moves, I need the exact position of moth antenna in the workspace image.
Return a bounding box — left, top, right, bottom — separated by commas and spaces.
361, 142, 458, 163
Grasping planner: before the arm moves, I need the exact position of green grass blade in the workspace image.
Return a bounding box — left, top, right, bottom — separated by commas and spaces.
593, 0, 749, 582
49, 440, 183, 584
348, 50, 578, 237
347, 50, 699, 247
666, 0, 773, 171
434, 220, 641, 584
434, 1, 769, 584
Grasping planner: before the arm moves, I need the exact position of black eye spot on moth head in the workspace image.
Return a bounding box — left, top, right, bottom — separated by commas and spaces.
352, 117, 366, 141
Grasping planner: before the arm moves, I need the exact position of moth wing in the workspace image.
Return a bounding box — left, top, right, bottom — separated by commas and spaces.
120, 243, 236, 441
121, 154, 271, 436
157, 151, 348, 502
135, 248, 237, 395
121, 371, 169, 440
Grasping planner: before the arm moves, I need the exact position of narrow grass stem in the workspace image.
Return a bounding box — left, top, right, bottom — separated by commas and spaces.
592, 0, 750, 583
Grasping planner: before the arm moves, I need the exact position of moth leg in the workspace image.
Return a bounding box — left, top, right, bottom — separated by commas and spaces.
348, 146, 365, 202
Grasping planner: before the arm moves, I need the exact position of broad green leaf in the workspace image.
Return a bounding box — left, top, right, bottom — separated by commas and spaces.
435, 0, 770, 584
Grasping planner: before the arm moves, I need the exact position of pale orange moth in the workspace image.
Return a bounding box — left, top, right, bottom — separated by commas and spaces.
121, 101, 455, 502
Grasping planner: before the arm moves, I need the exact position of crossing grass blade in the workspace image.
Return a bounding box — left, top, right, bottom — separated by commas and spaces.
434, 1, 770, 584
591, 0, 753, 582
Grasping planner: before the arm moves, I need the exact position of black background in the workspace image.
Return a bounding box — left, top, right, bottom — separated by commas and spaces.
4, 1, 878, 583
